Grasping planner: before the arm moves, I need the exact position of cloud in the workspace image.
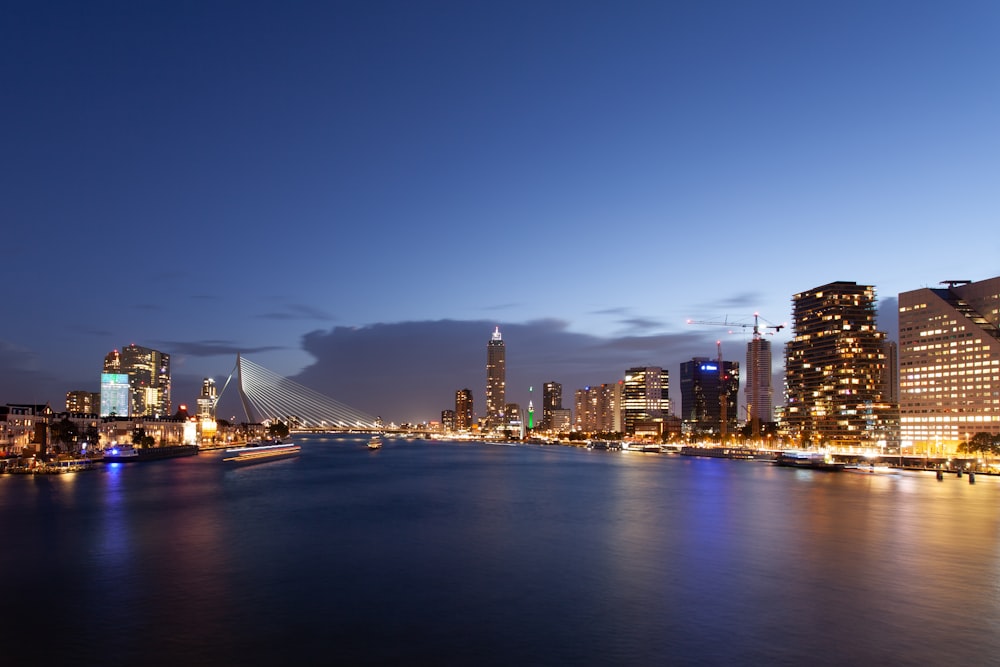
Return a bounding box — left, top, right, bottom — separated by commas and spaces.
258, 304, 335, 321
288, 319, 732, 424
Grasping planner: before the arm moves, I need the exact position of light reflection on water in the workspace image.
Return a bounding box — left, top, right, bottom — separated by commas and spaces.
2, 437, 999, 666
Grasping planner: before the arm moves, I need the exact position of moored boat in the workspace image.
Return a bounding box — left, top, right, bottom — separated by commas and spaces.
774, 451, 845, 471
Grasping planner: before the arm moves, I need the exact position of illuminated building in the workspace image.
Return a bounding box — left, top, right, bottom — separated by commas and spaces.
455, 388, 473, 430
680, 357, 739, 436
574, 384, 620, 433
783, 281, 896, 448
745, 337, 773, 432
197, 378, 217, 419
100, 344, 172, 418
441, 409, 456, 431
622, 367, 669, 435
542, 382, 562, 430
66, 390, 100, 414
898, 277, 1000, 452
485, 327, 506, 428
100, 373, 129, 417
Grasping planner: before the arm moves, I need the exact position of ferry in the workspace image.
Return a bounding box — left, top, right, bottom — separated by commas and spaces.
368, 434, 383, 450
103, 444, 140, 462
223, 439, 300, 465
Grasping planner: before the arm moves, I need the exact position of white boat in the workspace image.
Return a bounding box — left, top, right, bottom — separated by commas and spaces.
223, 439, 300, 465
368, 434, 383, 450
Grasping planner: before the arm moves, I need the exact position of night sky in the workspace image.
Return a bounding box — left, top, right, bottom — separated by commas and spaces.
3, 1, 998, 422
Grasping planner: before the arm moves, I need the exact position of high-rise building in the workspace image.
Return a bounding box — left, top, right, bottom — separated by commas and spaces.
100, 345, 172, 418
783, 281, 896, 447
745, 337, 773, 434
441, 409, 456, 432
898, 277, 1000, 452
542, 381, 563, 430
66, 390, 100, 414
485, 327, 506, 428
119, 344, 172, 417
574, 383, 621, 433
622, 367, 669, 435
455, 388, 473, 431
680, 357, 739, 436
197, 378, 217, 419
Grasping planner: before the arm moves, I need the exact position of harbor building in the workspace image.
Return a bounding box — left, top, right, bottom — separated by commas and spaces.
783, 281, 897, 448
898, 277, 1000, 453
485, 327, 506, 429
679, 357, 739, 437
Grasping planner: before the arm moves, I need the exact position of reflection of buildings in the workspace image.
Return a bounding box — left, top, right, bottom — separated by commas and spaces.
679, 357, 739, 436
485, 327, 506, 428
622, 367, 669, 436
101, 345, 171, 417
899, 277, 1000, 452
455, 389, 473, 431
783, 281, 896, 447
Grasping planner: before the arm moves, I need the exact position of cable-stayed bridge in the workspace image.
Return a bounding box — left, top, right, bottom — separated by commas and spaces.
219, 355, 380, 431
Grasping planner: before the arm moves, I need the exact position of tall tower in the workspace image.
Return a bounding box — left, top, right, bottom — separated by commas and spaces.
898, 277, 1000, 452
745, 337, 773, 436
197, 378, 217, 419
784, 281, 893, 447
485, 327, 506, 429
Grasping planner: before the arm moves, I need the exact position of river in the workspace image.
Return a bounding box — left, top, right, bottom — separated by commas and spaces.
2, 434, 998, 665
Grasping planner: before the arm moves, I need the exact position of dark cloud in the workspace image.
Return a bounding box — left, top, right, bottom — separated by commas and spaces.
290, 319, 733, 424
616, 317, 663, 332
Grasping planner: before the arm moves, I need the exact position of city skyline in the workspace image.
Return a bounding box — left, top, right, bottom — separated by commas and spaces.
3, 2, 999, 421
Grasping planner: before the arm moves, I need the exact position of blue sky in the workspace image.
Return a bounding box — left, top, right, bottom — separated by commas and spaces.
3, 1, 998, 422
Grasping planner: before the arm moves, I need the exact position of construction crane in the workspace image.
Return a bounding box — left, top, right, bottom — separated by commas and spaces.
687, 313, 785, 442
686, 313, 785, 340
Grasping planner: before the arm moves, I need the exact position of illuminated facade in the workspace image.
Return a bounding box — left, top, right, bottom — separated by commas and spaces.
622, 367, 669, 435
197, 378, 217, 419
679, 357, 739, 436
574, 383, 621, 433
101, 345, 172, 417
898, 277, 1000, 452
745, 338, 773, 429
66, 390, 100, 414
455, 388, 473, 431
485, 327, 506, 428
783, 281, 896, 448
100, 373, 130, 417
542, 381, 563, 430
120, 344, 171, 417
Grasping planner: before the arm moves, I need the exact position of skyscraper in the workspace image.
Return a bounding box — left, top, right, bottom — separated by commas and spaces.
542, 381, 562, 430
101, 344, 172, 418
197, 378, 217, 419
898, 277, 1000, 452
745, 336, 773, 435
485, 327, 506, 429
455, 388, 473, 431
622, 367, 669, 435
783, 281, 895, 447
680, 357, 739, 436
